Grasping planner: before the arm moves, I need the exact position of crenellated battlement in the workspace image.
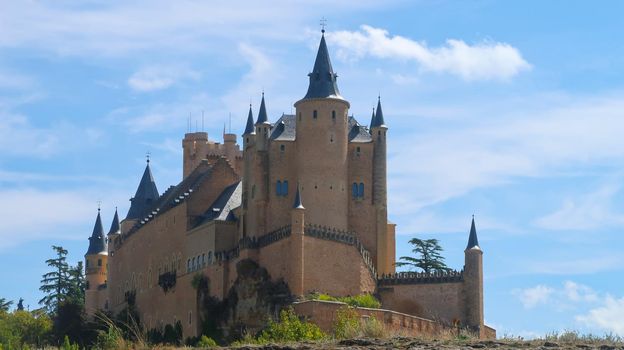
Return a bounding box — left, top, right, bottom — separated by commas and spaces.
378, 270, 464, 285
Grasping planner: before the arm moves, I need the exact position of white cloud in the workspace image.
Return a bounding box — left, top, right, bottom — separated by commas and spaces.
0, 188, 126, 250
535, 184, 624, 230
387, 93, 624, 217
576, 296, 624, 335
514, 281, 599, 310
524, 256, 622, 276
0, 1, 389, 56
514, 285, 554, 309
127, 64, 200, 92
329, 25, 531, 81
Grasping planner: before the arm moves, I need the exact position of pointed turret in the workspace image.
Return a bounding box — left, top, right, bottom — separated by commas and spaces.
293, 184, 304, 209
371, 96, 386, 128
466, 216, 480, 250
126, 160, 159, 220
243, 104, 255, 135
256, 93, 269, 125
302, 32, 343, 100
107, 208, 120, 236
86, 209, 107, 255
369, 108, 376, 130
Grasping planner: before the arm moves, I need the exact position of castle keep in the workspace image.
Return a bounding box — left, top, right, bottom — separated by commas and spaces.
85, 31, 494, 339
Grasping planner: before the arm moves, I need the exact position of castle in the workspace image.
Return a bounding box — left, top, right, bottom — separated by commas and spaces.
84, 31, 494, 340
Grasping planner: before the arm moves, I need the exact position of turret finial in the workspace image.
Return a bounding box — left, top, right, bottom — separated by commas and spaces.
146, 151, 151, 164
320, 17, 327, 34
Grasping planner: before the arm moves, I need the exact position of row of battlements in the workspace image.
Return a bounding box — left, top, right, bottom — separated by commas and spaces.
378, 270, 464, 286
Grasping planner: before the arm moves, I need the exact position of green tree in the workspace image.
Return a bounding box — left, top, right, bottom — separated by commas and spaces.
0, 299, 12, 313
39, 246, 71, 313
395, 238, 452, 273
67, 262, 86, 305
16, 299, 24, 311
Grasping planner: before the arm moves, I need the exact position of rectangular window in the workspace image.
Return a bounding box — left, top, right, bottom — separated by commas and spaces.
358, 183, 364, 198
98, 259, 102, 267
276, 180, 282, 196
283, 181, 288, 195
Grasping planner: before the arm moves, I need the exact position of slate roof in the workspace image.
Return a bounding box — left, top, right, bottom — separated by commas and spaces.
371, 98, 386, 128
466, 217, 480, 250
243, 105, 255, 135
126, 162, 159, 220
293, 185, 304, 209
107, 208, 120, 235
196, 181, 242, 226
86, 210, 107, 255
124, 159, 239, 237
302, 34, 344, 101
269, 114, 296, 141
348, 116, 373, 143
256, 93, 270, 125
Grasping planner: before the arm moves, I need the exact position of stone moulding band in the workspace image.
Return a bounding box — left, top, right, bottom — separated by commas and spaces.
377, 270, 464, 286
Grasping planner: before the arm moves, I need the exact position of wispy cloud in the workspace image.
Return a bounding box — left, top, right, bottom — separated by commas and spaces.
576, 296, 624, 335
535, 184, 624, 230
513, 281, 598, 310
329, 25, 531, 81
128, 64, 200, 92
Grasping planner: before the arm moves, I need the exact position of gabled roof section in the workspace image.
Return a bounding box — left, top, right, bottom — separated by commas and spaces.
302, 33, 344, 101
256, 93, 270, 125
371, 97, 386, 128
466, 216, 480, 250
243, 105, 255, 135
196, 181, 242, 226
126, 161, 159, 220
269, 114, 296, 141
348, 116, 372, 143
86, 210, 107, 255
107, 208, 120, 236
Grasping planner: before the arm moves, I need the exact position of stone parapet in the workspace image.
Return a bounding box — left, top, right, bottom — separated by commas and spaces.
378, 270, 464, 286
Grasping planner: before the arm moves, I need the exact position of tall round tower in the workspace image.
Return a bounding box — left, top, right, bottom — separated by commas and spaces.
294, 31, 350, 230
85, 208, 108, 314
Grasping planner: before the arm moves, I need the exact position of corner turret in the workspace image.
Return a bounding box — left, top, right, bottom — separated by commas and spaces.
290, 184, 305, 296
255, 93, 270, 151
85, 208, 109, 315
464, 216, 484, 336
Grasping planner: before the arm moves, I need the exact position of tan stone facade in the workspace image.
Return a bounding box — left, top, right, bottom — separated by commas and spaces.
84, 32, 494, 340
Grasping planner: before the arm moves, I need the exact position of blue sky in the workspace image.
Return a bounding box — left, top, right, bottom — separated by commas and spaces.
1, 0, 624, 337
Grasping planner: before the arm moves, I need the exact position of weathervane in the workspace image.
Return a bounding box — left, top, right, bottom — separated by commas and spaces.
320, 17, 327, 33
146, 151, 151, 164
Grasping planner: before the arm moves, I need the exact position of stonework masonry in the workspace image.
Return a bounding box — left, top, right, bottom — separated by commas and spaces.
84, 31, 494, 340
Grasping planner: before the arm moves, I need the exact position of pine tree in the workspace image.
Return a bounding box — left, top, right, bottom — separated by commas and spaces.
395, 238, 452, 273
39, 245, 71, 313
66, 261, 86, 305
0, 297, 13, 312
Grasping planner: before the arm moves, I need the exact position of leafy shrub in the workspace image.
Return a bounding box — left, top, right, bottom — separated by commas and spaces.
310, 293, 381, 309
333, 306, 360, 339
62, 335, 79, 350
196, 335, 217, 347
257, 307, 326, 343
361, 316, 385, 338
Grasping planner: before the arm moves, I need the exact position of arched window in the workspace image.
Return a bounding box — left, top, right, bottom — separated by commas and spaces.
352, 183, 358, 198
313, 110, 318, 119
192, 257, 196, 271
283, 181, 289, 195
359, 183, 364, 198
202, 254, 205, 267
187, 259, 191, 272
276, 180, 282, 196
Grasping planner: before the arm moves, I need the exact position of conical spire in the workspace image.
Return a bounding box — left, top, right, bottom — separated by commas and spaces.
107, 207, 120, 236
243, 104, 255, 135
256, 93, 269, 125
302, 32, 342, 100
292, 184, 304, 209
466, 216, 480, 250
371, 96, 386, 128
126, 160, 159, 220
86, 209, 107, 255
369, 108, 376, 130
